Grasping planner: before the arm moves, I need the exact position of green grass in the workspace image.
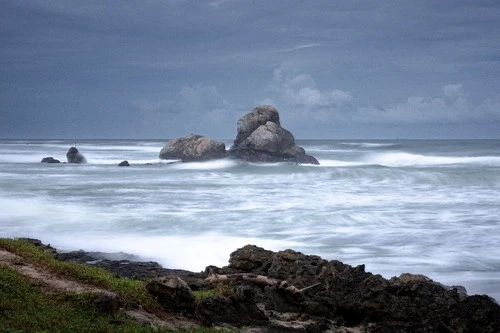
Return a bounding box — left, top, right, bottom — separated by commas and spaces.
0, 238, 156, 310
0, 238, 230, 333
0, 265, 156, 332
193, 285, 235, 303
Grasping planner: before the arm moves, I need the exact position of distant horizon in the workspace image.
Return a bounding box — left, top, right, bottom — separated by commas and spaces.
1, 137, 499, 141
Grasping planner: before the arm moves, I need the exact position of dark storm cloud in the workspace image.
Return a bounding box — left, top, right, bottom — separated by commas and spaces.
1, 0, 499, 139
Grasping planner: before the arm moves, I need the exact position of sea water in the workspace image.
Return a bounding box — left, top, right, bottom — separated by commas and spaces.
0, 139, 499, 301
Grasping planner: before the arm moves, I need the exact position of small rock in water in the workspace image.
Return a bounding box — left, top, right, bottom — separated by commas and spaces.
118, 160, 130, 166
41, 157, 60, 163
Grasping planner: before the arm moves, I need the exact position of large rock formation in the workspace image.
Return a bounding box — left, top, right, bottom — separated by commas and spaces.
229, 105, 319, 164
157, 105, 318, 164
204, 245, 500, 332
66, 147, 87, 164
159, 134, 226, 162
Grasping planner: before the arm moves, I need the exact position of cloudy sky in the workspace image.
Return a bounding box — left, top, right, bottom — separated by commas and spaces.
1, 0, 500, 139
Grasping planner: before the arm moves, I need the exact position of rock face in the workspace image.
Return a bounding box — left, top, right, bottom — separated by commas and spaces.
213, 245, 500, 332
66, 147, 87, 164
146, 276, 195, 315
159, 134, 226, 162
41, 157, 60, 163
229, 105, 319, 164
195, 286, 269, 327
233, 105, 281, 147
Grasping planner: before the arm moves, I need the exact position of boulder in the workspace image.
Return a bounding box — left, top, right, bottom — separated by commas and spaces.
195, 285, 269, 327
146, 276, 195, 315
118, 160, 130, 166
233, 105, 281, 148
229, 106, 319, 164
41, 157, 60, 163
66, 147, 87, 164
159, 134, 226, 162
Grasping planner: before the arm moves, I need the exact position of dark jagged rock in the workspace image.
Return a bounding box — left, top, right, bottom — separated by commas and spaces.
229, 105, 319, 165
146, 276, 195, 315
41, 157, 60, 163
159, 134, 226, 162
56, 250, 204, 287
215, 245, 500, 332
66, 147, 87, 164
118, 160, 130, 166
195, 285, 269, 327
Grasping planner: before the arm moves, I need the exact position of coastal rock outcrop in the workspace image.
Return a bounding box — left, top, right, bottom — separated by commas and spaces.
210, 245, 500, 332
159, 134, 226, 162
45, 239, 500, 332
229, 105, 319, 164
66, 147, 87, 164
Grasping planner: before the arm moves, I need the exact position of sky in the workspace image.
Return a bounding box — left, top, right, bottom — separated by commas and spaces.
1, 0, 500, 139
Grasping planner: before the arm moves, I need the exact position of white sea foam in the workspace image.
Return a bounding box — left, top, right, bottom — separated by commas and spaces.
84, 157, 171, 165
1, 139, 499, 301
365, 152, 500, 167
316, 159, 366, 167
74, 144, 161, 153
169, 159, 238, 170
0, 154, 51, 163
49, 233, 302, 271
340, 142, 397, 148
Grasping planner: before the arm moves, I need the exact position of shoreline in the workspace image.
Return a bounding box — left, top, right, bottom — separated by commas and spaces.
12, 236, 500, 303
2, 237, 500, 332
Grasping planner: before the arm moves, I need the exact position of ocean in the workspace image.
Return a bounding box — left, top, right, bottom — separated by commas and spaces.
0, 139, 499, 301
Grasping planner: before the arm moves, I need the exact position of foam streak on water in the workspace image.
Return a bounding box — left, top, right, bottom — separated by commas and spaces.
0, 139, 499, 301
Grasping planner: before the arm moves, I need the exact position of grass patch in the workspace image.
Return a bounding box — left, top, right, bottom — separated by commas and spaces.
0, 238, 156, 310
0, 265, 153, 332
193, 284, 235, 303
0, 238, 228, 332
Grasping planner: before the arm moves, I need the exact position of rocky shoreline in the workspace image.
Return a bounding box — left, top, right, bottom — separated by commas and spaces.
23, 238, 500, 332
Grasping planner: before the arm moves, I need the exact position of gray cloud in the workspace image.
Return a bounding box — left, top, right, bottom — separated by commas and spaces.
1, 0, 499, 139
